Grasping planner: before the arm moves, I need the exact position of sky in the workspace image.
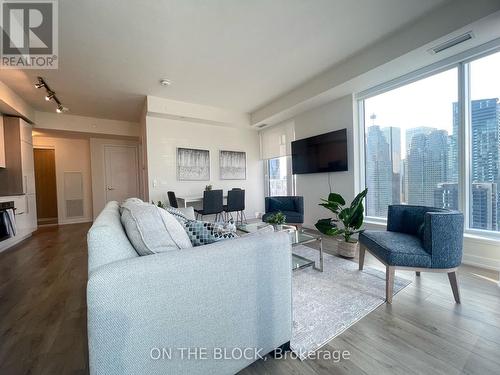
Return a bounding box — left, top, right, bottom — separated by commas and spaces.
364, 50, 500, 156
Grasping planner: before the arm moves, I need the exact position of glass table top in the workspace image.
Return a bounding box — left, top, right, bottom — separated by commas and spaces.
236, 222, 319, 245
237, 222, 321, 271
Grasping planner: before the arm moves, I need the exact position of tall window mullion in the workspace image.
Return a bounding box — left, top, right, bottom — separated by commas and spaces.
362, 68, 458, 218
466, 51, 500, 235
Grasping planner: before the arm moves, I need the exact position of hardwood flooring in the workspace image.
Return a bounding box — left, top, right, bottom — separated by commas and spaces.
0, 224, 499, 375
0, 223, 90, 375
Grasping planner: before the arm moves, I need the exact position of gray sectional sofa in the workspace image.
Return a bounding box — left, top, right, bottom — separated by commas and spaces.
87, 201, 292, 375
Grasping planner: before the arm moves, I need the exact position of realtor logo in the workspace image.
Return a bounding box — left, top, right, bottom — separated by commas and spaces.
0, 0, 58, 69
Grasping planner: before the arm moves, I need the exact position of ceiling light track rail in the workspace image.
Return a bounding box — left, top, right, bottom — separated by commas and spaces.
34, 77, 69, 113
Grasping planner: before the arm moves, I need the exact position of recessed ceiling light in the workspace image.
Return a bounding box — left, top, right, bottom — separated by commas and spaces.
159, 79, 172, 87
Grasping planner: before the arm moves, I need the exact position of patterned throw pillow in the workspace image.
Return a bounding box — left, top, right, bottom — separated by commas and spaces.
164, 206, 189, 224
182, 219, 238, 247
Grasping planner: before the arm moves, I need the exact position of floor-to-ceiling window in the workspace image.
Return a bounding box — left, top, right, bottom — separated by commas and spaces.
359, 48, 500, 236
468, 52, 500, 232
267, 156, 291, 196
362, 68, 458, 217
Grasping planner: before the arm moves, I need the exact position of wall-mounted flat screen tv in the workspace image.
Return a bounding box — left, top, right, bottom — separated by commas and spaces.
291, 129, 348, 174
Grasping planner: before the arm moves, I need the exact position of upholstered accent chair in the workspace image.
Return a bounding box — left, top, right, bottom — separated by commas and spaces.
262, 196, 304, 225
359, 205, 464, 304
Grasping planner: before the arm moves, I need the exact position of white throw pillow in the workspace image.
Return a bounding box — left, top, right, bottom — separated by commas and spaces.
120, 201, 193, 256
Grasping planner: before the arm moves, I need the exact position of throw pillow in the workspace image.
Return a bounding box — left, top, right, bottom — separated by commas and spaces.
121, 201, 193, 256
164, 206, 190, 224
182, 219, 238, 247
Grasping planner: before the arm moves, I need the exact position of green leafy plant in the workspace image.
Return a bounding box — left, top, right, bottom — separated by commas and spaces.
265, 211, 286, 225
153, 200, 165, 209
315, 188, 368, 243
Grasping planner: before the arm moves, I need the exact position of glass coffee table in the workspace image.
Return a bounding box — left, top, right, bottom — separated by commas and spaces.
237, 223, 323, 272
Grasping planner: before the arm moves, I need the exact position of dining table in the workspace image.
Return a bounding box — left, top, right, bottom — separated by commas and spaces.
176, 194, 228, 208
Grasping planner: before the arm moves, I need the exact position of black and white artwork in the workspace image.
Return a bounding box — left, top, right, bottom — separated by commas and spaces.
177, 148, 210, 181
220, 150, 246, 180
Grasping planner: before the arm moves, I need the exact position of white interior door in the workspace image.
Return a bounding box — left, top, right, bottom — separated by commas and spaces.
104, 145, 139, 203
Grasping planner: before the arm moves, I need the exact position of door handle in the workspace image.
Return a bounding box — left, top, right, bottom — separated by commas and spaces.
107, 186, 115, 191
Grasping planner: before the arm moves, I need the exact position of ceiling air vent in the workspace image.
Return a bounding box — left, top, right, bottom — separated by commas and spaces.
430, 32, 473, 54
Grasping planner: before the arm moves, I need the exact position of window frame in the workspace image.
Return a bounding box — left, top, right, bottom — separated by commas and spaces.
356, 40, 500, 240
263, 155, 295, 197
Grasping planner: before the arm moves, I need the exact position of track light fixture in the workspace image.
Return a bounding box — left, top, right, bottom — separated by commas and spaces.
34, 78, 45, 89
45, 91, 55, 101
56, 104, 68, 113
34, 77, 69, 113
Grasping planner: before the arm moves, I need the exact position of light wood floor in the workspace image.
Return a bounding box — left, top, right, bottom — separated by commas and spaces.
0, 224, 499, 375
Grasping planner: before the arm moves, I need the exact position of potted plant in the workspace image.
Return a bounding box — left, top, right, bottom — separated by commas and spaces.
205, 184, 213, 191
315, 189, 368, 258
265, 211, 286, 231
152, 200, 165, 209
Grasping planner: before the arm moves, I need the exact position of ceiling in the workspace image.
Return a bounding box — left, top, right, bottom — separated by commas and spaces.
0, 0, 451, 122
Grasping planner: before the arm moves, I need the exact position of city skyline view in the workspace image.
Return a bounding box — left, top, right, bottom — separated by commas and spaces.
363, 50, 500, 232
365, 52, 500, 156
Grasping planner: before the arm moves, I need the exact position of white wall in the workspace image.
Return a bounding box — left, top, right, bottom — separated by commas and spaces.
286, 95, 355, 228
33, 136, 93, 224
34, 111, 140, 137
146, 115, 264, 217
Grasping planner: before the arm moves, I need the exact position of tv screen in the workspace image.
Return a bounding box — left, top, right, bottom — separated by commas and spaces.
291, 129, 348, 174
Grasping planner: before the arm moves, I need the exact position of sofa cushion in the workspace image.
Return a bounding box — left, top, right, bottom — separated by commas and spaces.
182, 219, 238, 247
268, 197, 295, 212
359, 230, 431, 268
88, 201, 139, 273
121, 201, 193, 256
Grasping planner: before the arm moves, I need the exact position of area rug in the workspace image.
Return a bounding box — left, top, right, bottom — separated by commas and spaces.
291, 245, 412, 360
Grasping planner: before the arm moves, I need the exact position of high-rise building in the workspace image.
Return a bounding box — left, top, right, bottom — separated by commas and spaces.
366, 125, 393, 217
407, 129, 449, 206
453, 98, 500, 230
434, 182, 459, 210
405, 126, 434, 151
382, 127, 401, 204
471, 183, 498, 231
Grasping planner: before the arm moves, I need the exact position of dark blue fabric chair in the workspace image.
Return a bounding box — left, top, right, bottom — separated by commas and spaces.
262, 196, 304, 225
359, 205, 464, 304
194, 190, 224, 222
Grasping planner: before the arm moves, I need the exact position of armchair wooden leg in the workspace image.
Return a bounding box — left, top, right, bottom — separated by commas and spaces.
416, 271, 421, 277
447, 271, 461, 304
359, 244, 365, 271
386, 266, 395, 304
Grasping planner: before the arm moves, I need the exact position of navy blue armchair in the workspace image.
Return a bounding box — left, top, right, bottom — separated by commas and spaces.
262, 196, 304, 225
359, 205, 464, 304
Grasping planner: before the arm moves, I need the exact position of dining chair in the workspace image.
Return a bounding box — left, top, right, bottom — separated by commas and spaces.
195, 190, 224, 222
224, 189, 246, 224
167, 191, 178, 208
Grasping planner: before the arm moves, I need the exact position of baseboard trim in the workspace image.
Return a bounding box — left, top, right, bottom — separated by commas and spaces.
462, 254, 500, 272
58, 218, 93, 225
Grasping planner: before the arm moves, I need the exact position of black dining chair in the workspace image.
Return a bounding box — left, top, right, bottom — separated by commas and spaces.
224, 189, 246, 224
195, 190, 224, 222
167, 191, 178, 208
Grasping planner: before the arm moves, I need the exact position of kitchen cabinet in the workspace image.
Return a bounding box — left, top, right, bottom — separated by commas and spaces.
0, 117, 37, 252
0, 117, 5, 168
